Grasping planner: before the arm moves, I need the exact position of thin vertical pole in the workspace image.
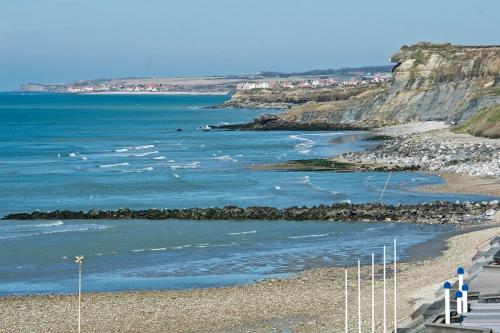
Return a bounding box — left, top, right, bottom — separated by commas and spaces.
345, 269, 349, 333
383, 245, 387, 333
78, 263, 82, 333
379, 171, 392, 203
371, 253, 375, 333
358, 260, 361, 333
394, 239, 397, 333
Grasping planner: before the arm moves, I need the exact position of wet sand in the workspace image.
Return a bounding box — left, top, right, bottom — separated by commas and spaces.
1, 226, 499, 333
418, 171, 500, 197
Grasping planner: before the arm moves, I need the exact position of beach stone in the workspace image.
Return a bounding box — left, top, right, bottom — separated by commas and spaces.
485, 209, 496, 216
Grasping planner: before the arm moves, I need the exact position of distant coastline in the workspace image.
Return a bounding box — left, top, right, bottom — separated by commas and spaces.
84, 91, 231, 96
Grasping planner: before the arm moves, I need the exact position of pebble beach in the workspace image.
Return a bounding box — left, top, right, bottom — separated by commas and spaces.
1, 225, 499, 333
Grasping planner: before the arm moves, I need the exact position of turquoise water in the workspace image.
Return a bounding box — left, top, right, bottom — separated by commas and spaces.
0, 93, 492, 217
0, 93, 493, 295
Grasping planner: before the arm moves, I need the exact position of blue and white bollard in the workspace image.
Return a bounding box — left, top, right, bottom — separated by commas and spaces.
456, 291, 463, 316
457, 267, 464, 292
462, 284, 469, 314
444, 281, 451, 324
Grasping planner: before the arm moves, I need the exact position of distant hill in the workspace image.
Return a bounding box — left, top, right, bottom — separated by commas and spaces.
257, 65, 394, 78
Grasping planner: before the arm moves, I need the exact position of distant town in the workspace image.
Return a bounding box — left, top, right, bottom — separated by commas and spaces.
236, 73, 390, 90
18, 67, 392, 94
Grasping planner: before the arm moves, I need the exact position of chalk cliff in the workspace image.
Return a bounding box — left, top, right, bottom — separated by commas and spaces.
228, 43, 500, 129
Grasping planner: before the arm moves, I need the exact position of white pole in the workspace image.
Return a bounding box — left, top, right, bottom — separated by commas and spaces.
444, 282, 451, 325
345, 269, 349, 333
78, 263, 81, 333
379, 171, 392, 203
456, 291, 463, 315
358, 260, 361, 333
458, 267, 464, 292
394, 239, 397, 333
75, 255, 84, 333
383, 246, 387, 333
462, 284, 469, 314
371, 253, 375, 333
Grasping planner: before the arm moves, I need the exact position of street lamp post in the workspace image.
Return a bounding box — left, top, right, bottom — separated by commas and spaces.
75, 255, 84, 333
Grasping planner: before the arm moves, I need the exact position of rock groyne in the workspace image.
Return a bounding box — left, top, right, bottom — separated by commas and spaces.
3, 201, 498, 225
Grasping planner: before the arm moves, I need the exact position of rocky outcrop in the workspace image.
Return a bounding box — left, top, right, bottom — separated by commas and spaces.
214, 84, 383, 110
342, 129, 500, 177
222, 43, 500, 130
3, 201, 498, 225
213, 113, 370, 131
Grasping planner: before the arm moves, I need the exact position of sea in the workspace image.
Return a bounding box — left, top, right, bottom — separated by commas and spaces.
0, 93, 494, 295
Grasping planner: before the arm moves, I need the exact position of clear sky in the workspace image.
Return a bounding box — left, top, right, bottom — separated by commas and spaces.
1, 0, 499, 91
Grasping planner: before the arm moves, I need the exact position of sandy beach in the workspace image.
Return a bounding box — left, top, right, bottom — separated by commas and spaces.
418, 171, 500, 197
1, 226, 499, 333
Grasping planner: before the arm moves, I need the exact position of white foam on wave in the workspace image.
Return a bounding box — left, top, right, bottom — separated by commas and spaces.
133, 151, 159, 157
0, 224, 111, 239
131, 145, 155, 150
172, 173, 180, 178
153, 156, 166, 160
115, 148, 128, 153
99, 162, 129, 168
300, 176, 341, 196
171, 244, 192, 250
274, 186, 281, 190
132, 249, 146, 252
69, 152, 79, 157
288, 233, 329, 239
34, 220, 64, 227
228, 230, 257, 235
213, 155, 237, 162
122, 167, 154, 173
170, 162, 200, 170
149, 247, 167, 251
288, 135, 315, 155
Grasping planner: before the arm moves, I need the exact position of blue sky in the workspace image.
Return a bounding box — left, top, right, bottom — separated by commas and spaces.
0, 0, 499, 91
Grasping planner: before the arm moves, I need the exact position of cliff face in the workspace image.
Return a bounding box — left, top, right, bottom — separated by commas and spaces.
282, 43, 500, 125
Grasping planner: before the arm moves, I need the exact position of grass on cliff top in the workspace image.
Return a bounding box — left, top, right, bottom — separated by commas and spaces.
454, 105, 500, 139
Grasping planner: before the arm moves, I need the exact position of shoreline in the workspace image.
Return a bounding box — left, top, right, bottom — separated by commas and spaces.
418, 171, 500, 197
68, 91, 231, 96
1, 225, 498, 332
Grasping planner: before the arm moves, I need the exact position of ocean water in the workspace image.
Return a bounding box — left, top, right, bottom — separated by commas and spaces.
0, 219, 451, 295
0, 93, 492, 217
0, 93, 493, 295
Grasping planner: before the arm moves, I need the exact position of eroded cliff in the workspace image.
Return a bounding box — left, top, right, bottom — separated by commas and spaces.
276, 43, 500, 127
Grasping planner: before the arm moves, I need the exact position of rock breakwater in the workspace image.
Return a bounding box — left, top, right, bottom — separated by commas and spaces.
3, 201, 498, 225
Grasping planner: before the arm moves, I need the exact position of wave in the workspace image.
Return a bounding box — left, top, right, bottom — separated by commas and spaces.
69, 152, 79, 157
153, 156, 166, 160
149, 247, 167, 251
133, 151, 159, 157
171, 162, 200, 170
99, 162, 129, 168
288, 135, 315, 155
131, 249, 146, 252
130, 145, 155, 150
115, 148, 128, 153
122, 167, 154, 173
213, 155, 237, 162
228, 230, 257, 235
34, 220, 64, 227
288, 233, 329, 239
300, 176, 344, 197
0, 224, 110, 239
171, 244, 192, 250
